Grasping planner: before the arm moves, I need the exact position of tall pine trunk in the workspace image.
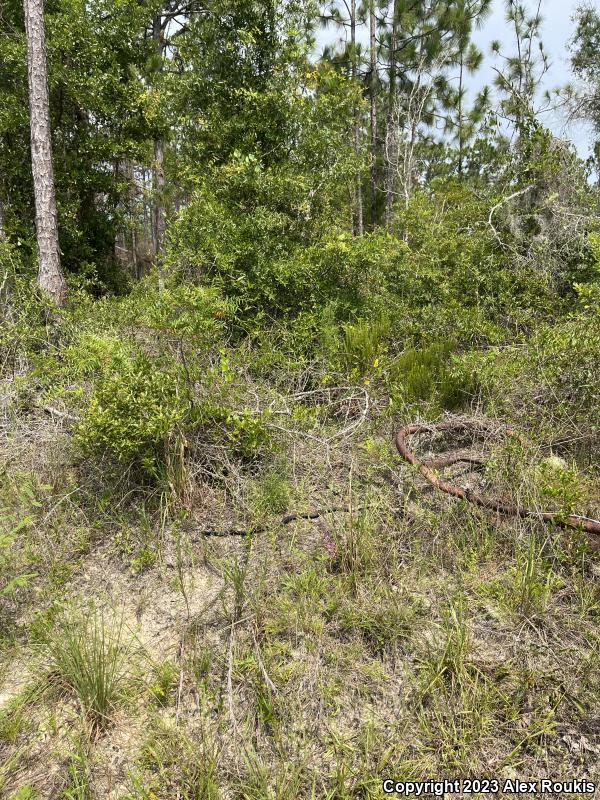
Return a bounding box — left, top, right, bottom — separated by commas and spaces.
351, 0, 363, 235
384, 0, 399, 226
153, 138, 166, 255
152, 14, 166, 258
24, 0, 66, 306
458, 52, 464, 177
369, 0, 378, 224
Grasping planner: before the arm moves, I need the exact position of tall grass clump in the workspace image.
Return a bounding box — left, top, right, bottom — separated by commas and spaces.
46, 609, 130, 728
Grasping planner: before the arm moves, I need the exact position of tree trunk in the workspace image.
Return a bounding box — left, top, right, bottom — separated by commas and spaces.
369, 0, 378, 224
126, 160, 141, 278
152, 14, 166, 258
0, 190, 5, 240
350, 0, 363, 236
152, 137, 166, 255
384, 0, 399, 226
458, 52, 464, 177
23, 0, 66, 306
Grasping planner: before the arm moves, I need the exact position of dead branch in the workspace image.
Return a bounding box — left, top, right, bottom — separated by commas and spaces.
42, 405, 79, 423
487, 185, 535, 248
193, 505, 360, 538
395, 419, 600, 535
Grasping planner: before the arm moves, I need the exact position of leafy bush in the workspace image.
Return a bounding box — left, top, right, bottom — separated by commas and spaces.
341, 315, 390, 377
119, 279, 233, 341
248, 468, 290, 518
451, 312, 600, 448
573, 233, 600, 312
386, 338, 464, 408
73, 343, 273, 488
76, 353, 190, 481
0, 244, 55, 377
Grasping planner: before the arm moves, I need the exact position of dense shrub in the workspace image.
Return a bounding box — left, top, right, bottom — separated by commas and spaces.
0, 243, 54, 377
450, 312, 600, 448
75, 353, 189, 479
74, 348, 274, 486
387, 339, 462, 407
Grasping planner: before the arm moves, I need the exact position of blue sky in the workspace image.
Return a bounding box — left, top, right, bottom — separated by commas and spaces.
316, 0, 594, 158
471, 0, 593, 156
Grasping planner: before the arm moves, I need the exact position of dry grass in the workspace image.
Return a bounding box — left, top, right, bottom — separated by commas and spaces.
0, 399, 599, 799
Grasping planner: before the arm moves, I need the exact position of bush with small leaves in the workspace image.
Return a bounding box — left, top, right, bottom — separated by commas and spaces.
75, 353, 189, 482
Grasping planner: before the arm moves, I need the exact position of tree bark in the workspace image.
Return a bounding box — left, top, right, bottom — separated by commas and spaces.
350, 0, 363, 236
23, 0, 66, 306
458, 52, 464, 177
384, 0, 399, 226
369, 0, 378, 224
152, 14, 166, 258
153, 137, 166, 255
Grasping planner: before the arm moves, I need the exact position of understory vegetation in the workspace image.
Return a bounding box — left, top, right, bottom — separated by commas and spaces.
1, 0, 600, 797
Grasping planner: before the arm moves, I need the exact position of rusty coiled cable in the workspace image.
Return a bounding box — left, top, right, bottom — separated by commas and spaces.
395, 420, 600, 535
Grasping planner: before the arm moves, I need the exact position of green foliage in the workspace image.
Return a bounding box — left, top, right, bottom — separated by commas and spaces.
336, 586, 417, 654
147, 660, 178, 708
535, 458, 584, 515
0, 685, 39, 745
571, 5, 600, 160
387, 339, 458, 406
19, 277, 265, 484
456, 312, 600, 444
420, 597, 472, 694
10, 788, 39, 800
61, 740, 93, 800
0, 245, 54, 377
138, 718, 220, 800
71, 345, 272, 485
0, 0, 154, 289
0, 517, 37, 599
164, 53, 362, 321
120, 280, 233, 341
574, 233, 600, 311
3, 2, 600, 795
510, 538, 558, 618
341, 315, 390, 377
249, 468, 291, 518
76, 353, 189, 479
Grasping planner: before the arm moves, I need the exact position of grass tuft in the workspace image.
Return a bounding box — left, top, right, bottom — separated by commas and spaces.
45, 608, 130, 728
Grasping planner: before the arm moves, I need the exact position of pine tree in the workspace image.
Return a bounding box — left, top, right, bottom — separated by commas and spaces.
570, 5, 600, 169
491, 0, 550, 133
367, 0, 378, 223
23, 0, 66, 306
320, 0, 365, 233
381, 0, 491, 220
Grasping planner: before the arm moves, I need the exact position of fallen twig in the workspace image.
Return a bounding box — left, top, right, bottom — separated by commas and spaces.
194, 505, 360, 538
42, 405, 79, 423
